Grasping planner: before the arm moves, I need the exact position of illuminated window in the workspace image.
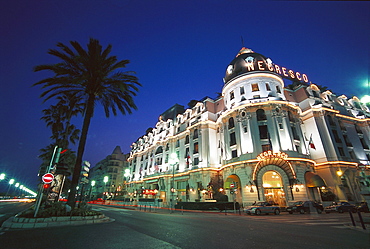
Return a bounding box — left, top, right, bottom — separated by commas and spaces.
251, 83, 259, 92
193, 142, 199, 154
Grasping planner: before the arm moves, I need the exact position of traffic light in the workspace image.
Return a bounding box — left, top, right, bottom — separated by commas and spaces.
43, 183, 50, 189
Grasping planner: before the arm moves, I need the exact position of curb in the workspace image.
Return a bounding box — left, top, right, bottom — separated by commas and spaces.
1, 214, 114, 229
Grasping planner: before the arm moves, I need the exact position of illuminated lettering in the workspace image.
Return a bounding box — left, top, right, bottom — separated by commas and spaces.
258, 61, 265, 70
302, 74, 308, 83
267, 63, 274, 71
246, 62, 255, 71
257, 151, 288, 161
295, 72, 301, 81
274, 64, 281, 74
288, 70, 295, 78
282, 67, 288, 77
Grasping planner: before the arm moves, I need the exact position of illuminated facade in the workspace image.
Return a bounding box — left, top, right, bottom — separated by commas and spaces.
126, 47, 370, 207
89, 146, 129, 199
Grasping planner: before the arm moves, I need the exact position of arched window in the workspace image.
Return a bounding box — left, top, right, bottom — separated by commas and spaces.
256, 109, 267, 121
185, 135, 190, 144
228, 117, 235, 129
155, 146, 163, 154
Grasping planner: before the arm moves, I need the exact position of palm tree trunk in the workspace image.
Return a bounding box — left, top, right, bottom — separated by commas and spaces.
67, 95, 95, 208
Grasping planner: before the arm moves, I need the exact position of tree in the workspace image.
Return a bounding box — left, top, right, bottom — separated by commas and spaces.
33, 38, 141, 208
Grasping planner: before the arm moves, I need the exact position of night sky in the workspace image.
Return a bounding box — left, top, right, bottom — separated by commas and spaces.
0, 1, 369, 193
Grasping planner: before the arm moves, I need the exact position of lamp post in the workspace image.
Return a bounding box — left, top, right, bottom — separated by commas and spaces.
90, 180, 96, 201
169, 153, 179, 213
5, 178, 15, 197
103, 176, 109, 200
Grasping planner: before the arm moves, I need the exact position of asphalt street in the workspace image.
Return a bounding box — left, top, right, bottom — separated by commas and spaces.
0, 203, 369, 249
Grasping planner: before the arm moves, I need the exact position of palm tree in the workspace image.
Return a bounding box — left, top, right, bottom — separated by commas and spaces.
41, 93, 83, 149
33, 38, 141, 208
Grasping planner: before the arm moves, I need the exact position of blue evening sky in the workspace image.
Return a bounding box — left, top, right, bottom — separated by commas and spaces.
0, 0, 369, 192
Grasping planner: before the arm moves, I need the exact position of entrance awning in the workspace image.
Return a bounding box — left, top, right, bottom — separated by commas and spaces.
305, 172, 327, 187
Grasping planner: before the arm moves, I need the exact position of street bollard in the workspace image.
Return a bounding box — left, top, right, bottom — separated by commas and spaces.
348, 210, 356, 227
357, 212, 366, 230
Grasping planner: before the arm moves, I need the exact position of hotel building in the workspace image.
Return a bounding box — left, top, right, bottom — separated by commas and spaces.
126, 47, 370, 207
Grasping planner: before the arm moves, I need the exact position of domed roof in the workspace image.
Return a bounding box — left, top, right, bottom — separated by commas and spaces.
223, 47, 275, 84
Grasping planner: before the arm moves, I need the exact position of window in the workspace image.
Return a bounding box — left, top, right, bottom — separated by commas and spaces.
262, 144, 270, 152
327, 115, 335, 126
291, 125, 299, 140
343, 135, 352, 147
312, 91, 320, 98
193, 142, 199, 153
228, 117, 235, 129
176, 140, 180, 148
185, 135, 189, 144
360, 138, 369, 150
185, 147, 189, 158
230, 91, 235, 100
252, 83, 259, 92
338, 147, 345, 157
240, 86, 245, 95
165, 144, 169, 151
155, 146, 163, 154
355, 124, 363, 134
230, 132, 236, 146
256, 109, 267, 121
193, 129, 198, 139
165, 153, 169, 163
288, 111, 294, 122
259, 125, 268, 139
332, 130, 342, 143
231, 150, 238, 158
265, 83, 271, 91
193, 157, 199, 166
276, 86, 281, 93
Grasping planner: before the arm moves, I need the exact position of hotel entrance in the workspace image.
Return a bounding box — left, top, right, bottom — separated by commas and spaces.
262, 171, 286, 206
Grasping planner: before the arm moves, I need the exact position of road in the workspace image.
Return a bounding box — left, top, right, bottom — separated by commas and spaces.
0, 200, 33, 226
0, 203, 369, 249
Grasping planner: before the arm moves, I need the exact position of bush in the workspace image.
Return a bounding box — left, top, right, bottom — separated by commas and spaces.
18, 202, 102, 218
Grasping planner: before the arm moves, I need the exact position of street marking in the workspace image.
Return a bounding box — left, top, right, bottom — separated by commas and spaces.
305, 222, 344, 225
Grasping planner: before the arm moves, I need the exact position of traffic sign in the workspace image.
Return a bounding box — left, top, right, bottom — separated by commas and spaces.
42, 173, 54, 183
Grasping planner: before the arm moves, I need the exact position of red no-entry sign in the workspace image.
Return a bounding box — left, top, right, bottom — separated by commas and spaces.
42, 173, 54, 183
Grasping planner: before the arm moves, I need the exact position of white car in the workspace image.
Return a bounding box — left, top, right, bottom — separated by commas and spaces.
245, 201, 280, 215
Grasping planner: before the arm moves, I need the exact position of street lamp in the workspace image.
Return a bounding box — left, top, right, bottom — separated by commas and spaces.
90, 180, 96, 201
103, 176, 109, 200
5, 178, 15, 197
0, 173, 5, 180
169, 153, 179, 212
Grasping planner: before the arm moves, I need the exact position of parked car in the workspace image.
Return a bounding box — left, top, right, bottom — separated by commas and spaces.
356, 202, 369, 212
324, 202, 357, 213
244, 201, 280, 215
286, 201, 324, 214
